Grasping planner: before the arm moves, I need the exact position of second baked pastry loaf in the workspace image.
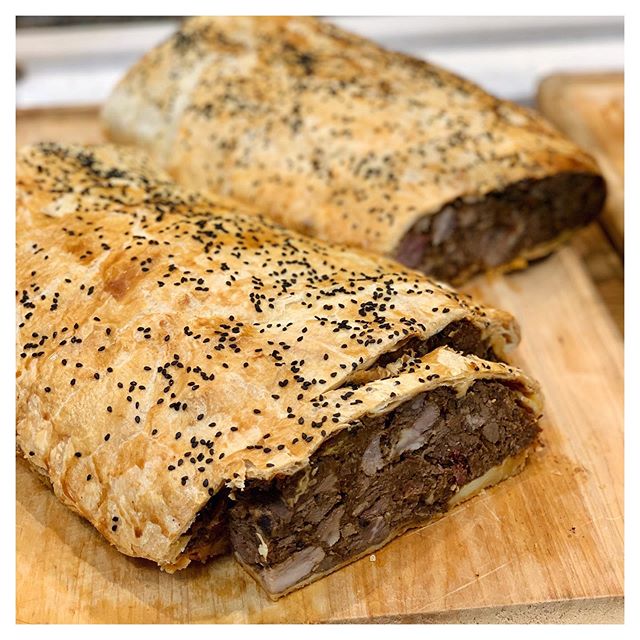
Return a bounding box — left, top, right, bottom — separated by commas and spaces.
103, 16, 605, 283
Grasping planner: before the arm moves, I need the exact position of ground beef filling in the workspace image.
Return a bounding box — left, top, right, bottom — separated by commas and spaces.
394, 172, 606, 282
228, 380, 540, 592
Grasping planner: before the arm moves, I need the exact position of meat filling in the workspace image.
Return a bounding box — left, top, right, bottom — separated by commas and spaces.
394, 172, 606, 282
228, 380, 540, 594
184, 491, 229, 561
377, 318, 499, 367
183, 320, 502, 563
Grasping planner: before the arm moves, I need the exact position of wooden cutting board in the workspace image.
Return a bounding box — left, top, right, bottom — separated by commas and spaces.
16, 107, 624, 624
537, 72, 624, 253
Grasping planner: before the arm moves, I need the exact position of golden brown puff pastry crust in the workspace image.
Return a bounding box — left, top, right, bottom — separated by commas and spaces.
102, 16, 600, 264
16, 143, 539, 569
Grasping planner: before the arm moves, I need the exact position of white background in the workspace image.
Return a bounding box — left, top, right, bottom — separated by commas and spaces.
16, 16, 624, 109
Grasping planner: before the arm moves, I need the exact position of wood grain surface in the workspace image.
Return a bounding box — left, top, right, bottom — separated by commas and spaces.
537, 72, 624, 253
15, 107, 624, 624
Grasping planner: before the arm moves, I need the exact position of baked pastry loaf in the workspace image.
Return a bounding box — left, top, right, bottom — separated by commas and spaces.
16, 143, 541, 595
102, 16, 606, 283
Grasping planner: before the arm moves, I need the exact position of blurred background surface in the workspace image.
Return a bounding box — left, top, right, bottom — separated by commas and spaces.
16, 16, 623, 109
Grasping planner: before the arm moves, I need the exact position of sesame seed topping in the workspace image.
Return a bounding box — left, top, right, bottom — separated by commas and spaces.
16, 140, 520, 527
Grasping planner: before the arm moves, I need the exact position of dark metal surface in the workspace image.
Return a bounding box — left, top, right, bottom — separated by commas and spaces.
16, 16, 182, 29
